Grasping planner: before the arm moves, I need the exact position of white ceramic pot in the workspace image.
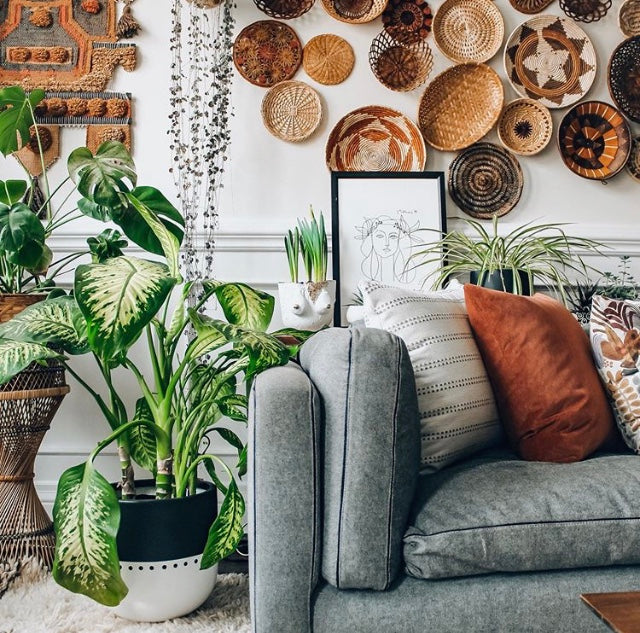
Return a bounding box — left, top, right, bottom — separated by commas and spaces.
278, 281, 336, 331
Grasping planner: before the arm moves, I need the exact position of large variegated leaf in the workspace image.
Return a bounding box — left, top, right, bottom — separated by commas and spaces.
0, 339, 61, 385
200, 479, 245, 569
52, 462, 127, 606
128, 398, 157, 474
202, 281, 275, 332
74, 256, 175, 363
0, 296, 88, 355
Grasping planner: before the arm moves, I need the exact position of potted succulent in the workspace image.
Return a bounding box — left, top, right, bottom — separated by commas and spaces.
280, 209, 335, 331
0, 143, 309, 620
411, 215, 604, 302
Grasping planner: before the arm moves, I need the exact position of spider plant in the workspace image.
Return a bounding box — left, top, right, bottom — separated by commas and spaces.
411, 215, 605, 302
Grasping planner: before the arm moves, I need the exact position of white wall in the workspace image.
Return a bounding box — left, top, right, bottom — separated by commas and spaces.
0, 0, 635, 509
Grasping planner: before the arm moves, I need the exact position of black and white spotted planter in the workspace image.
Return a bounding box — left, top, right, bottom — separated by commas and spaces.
113, 480, 218, 622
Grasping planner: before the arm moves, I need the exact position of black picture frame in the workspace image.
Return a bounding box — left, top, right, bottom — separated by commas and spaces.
331, 171, 447, 326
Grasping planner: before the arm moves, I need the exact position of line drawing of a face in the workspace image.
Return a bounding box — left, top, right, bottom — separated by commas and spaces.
372, 222, 401, 259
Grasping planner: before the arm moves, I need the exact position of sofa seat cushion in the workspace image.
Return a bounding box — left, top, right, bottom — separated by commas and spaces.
404, 448, 640, 580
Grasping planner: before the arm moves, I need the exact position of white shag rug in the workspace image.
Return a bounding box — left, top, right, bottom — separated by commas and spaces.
0, 562, 250, 633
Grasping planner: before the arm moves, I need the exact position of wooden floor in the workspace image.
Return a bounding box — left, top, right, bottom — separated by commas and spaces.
582, 592, 640, 633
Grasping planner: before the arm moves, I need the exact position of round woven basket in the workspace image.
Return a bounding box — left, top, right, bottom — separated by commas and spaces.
369, 30, 433, 91
504, 15, 597, 109
0, 294, 46, 324
321, 0, 387, 23
382, 0, 433, 43
303, 34, 355, 85
233, 20, 303, 88
559, 0, 611, 22
627, 136, 640, 182
498, 99, 553, 156
261, 81, 322, 142
608, 36, 640, 124
433, 0, 504, 64
558, 100, 631, 182
326, 105, 427, 171
449, 142, 524, 219
253, 0, 315, 18
620, 0, 640, 37
418, 63, 504, 152
508, 0, 554, 13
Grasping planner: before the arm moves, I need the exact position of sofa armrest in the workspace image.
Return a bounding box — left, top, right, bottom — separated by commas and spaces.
249, 363, 321, 633
300, 327, 420, 590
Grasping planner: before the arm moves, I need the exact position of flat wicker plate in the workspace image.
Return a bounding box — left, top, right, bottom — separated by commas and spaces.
326, 105, 427, 171
628, 136, 640, 182
504, 15, 597, 109
418, 63, 504, 151
233, 20, 302, 88
498, 99, 553, 156
321, 0, 387, 23
558, 101, 631, 181
508, 0, 554, 13
449, 142, 523, 219
382, 0, 433, 43
253, 0, 315, 18
620, 0, 640, 37
433, 0, 504, 64
262, 81, 322, 142
608, 36, 640, 124
303, 34, 355, 85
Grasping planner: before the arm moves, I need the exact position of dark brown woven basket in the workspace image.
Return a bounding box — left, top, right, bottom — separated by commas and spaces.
560, 0, 611, 22
448, 142, 524, 219
253, 0, 315, 18
508, 0, 554, 13
382, 0, 433, 43
608, 36, 640, 124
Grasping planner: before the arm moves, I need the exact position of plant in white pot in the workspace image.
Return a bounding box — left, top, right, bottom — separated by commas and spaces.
279, 209, 335, 331
0, 143, 309, 621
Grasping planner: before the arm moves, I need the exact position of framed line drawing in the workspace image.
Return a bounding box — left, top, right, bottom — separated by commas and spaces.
331, 171, 447, 325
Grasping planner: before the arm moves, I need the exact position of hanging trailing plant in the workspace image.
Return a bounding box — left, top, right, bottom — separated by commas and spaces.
169, 0, 235, 284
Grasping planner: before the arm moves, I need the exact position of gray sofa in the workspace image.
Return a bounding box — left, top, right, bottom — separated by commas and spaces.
248, 327, 640, 633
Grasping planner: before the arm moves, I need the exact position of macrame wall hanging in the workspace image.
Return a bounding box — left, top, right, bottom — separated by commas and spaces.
0, 0, 139, 176
170, 0, 235, 284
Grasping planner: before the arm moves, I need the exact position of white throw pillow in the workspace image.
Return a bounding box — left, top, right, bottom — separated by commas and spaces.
359, 280, 502, 472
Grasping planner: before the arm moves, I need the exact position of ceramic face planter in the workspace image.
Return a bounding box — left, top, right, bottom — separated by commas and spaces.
278, 281, 336, 331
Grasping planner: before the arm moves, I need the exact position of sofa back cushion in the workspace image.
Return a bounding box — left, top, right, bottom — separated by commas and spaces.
359, 280, 502, 472
464, 285, 615, 462
404, 449, 640, 579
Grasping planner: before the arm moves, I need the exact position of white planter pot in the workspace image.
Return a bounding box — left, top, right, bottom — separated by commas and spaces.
278, 281, 336, 331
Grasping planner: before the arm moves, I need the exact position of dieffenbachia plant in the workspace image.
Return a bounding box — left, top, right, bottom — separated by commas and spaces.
0, 142, 311, 606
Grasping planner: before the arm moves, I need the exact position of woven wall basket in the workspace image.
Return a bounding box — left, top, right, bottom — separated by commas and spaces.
233, 20, 302, 88
560, 0, 611, 22
418, 63, 504, 151
558, 101, 631, 181
449, 142, 523, 219
369, 30, 433, 92
303, 34, 354, 85
253, 0, 315, 18
498, 99, 553, 156
326, 105, 427, 171
382, 0, 433, 43
321, 0, 387, 23
261, 80, 322, 142
620, 0, 640, 37
508, 0, 554, 13
608, 36, 640, 124
504, 16, 596, 109
627, 136, 640, 182
433, 0, 504, 64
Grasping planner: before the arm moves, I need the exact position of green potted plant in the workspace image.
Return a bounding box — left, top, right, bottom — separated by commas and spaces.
279, 208, 335, 331
0, 143, 309, 620
411, 215, 604, 302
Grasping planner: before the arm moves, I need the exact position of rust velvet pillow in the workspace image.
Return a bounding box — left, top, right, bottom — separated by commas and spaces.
464, 284, 615, 462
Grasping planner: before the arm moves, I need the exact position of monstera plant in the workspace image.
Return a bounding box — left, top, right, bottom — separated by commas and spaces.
0, 140, 308, 615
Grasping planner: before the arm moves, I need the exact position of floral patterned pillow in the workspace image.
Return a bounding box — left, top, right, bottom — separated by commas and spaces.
590, 295, 640, 452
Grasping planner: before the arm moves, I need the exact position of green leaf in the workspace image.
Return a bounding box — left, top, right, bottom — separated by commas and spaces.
0, 296, 89, 355
74, 256, 176, 363
272, 327, 315, 357
203, 281, 275, 332
0, 339, 61, 384
78, 197, 112, 222
203, 458, 227, 495
212, 427, 244, 453
68, 141, 137, 210
87, 229, 128, 264
217, 395, 248, 422
52, 462, 128, 607
0, 87, 44, 156
237, 445, 247, 479
128, 398, 157, 475
0, 202, 46, 270
0, 180, 28, 205
123, 188, 183, 278
200, 479, 245, 569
